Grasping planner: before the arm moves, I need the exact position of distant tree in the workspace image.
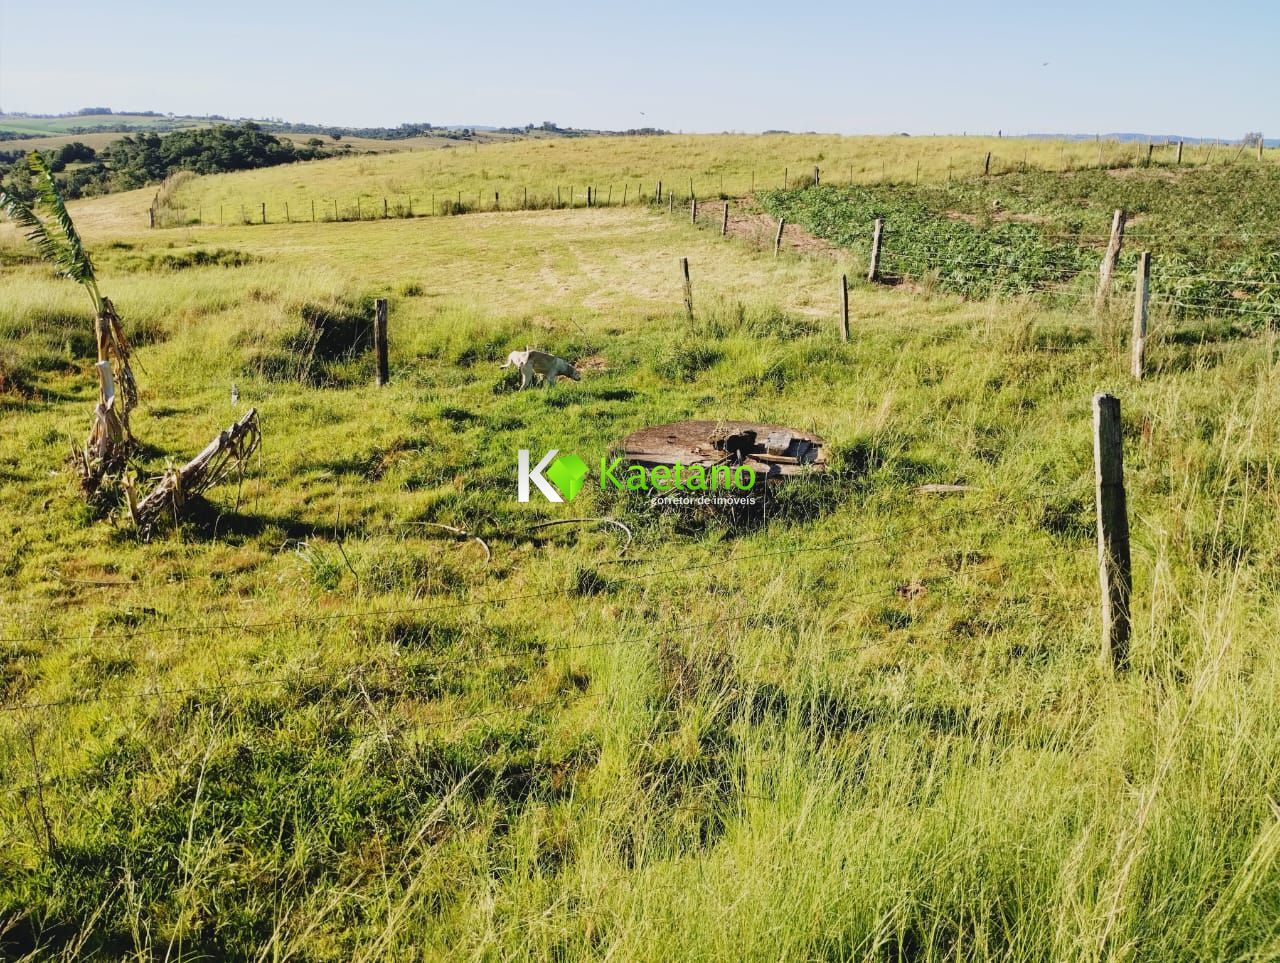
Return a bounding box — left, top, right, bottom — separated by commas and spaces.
1243, 132, 1264, 147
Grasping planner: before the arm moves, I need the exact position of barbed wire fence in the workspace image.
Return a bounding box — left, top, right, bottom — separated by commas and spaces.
1, 487, 1100, 804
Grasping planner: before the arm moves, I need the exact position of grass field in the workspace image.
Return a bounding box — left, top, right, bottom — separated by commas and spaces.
2, 136, 1280, 960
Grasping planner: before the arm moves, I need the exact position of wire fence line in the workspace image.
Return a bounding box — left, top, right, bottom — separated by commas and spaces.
1, 486, 1091, 652
0, 531, 1091, 815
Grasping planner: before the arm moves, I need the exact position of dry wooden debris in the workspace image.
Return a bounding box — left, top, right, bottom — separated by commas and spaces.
127, 408, 261, 535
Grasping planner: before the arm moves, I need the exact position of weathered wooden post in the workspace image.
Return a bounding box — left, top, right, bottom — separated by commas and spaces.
285, 202, 290, 223
383, 198, 388, 217
813, 165, 820, 185
1176, 141, 1184, 165
373, 298, 389, 387
148, 208, 155, 229
773, 217, 785, 256
311, 199, 316, 222
1094, 393, 1132, 670
622, 184, 628, 205
721, 202, 729, 236
839, 274, 850, 342
357, 197, 362, 219
690, 197, 697, 224
783, 167, 788, 189
523, 186, 528, 208
1095, 209, 1126, 313
668, 192, 674, 214
868, 218, 884, 282
680, 257, 693, 321
261, 202, 267, 224
587, 186, 592, 207
1260, 135, 1265, 163
1145, 143, 1153, 166
656, 180, 662, 203
983, 151, 991, 176
1131, 252, 1151, 379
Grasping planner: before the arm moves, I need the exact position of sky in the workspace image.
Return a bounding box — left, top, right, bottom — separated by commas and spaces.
0, 0, 1275, 138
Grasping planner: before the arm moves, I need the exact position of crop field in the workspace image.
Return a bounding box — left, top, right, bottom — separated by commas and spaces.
2, 135, 1280, 960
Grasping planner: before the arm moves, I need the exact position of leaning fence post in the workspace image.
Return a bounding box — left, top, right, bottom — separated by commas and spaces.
867, 218, 884, 282
721, 202, 729, 236
1095, 208, 1126, 313
373, 298, 389, 387
1131, 252, 1151, 379
680, 257, 693, 321
774, 217, 785, 256
1094, 393, 1132, 671
983, 152, 991, 176
1176, 141, 1184, 165
839, 274, 850, 342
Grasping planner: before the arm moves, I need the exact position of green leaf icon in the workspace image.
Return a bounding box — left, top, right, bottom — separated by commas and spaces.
545, 453, 588, 502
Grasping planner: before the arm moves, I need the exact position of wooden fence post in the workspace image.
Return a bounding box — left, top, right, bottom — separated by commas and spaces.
383, 198, 388, 217
656, 180, 662, 203
607, 185, 612, 204
721, 202, 729, 236
983, 151, 991, 176
587, 186, 592, 207
622, 184, 628, 205
680, 257, 693, 321
783, 167, 788, 189
774, 217, 785, 256
1131, 252, 1151, 379
1095, 209, 1126, 313
261, 202, 266, 224
1176, 141, 1183, 165
1094, 393, 1132, 670
813, 165, 820, 186
311, 199, 316, 222
1260, 135, 1265, 162
285, 202, 290, 223
868, 218, 884, 282
148, 208, 155, 229
668, 192, 674, 214
373, 298, 389, 387
690, 197, 697, 224
839, 274, 850, 342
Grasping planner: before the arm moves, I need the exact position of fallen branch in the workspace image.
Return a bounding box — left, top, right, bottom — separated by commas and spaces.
406, 522, 492, 565
526, 517, 634, 553
129, 408, 261, 536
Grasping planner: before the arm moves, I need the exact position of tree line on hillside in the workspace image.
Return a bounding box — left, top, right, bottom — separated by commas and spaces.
0, 123, 324, 200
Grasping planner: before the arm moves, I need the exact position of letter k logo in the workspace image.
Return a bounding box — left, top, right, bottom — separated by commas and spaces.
518, 449, 562, 503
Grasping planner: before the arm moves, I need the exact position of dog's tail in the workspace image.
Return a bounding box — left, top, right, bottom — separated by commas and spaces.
498, 356, 513, 369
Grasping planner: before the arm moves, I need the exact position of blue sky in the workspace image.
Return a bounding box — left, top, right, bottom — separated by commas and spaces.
0, 0, 1275, 137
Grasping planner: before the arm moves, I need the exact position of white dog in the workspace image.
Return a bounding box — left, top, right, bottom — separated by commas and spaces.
499, 349, 581, 389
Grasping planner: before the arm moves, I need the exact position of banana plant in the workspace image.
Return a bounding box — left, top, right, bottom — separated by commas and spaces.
0, 152, 138, 494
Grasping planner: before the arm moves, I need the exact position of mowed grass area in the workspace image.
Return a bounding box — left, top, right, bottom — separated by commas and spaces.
2, 162, 1280, 960
159, 132, 1280, 226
